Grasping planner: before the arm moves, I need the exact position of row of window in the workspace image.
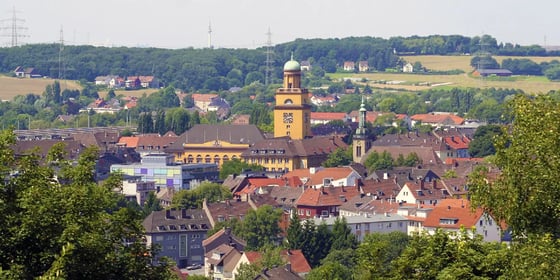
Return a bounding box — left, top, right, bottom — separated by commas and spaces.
185, 155, 238, 164
248, 158, 290, 164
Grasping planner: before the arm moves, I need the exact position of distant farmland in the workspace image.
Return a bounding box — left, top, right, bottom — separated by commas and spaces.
0, 76, 82, 101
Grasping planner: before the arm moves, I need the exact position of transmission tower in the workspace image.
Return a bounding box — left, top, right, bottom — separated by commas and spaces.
264, 27, 274, 86
207, 20, 213, 49
58, 26, 65, 80
1, 6, 28, 47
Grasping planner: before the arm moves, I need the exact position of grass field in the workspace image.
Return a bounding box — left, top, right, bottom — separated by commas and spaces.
98, 88, 160, 99
332, 55, 560, 94
0, 76, 82, 101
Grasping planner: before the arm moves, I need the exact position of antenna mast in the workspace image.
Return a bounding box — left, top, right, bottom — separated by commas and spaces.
59, 26, 65, 80
208, 20, 213, 49
265, 27, 274, 85
1, 6, 28, 47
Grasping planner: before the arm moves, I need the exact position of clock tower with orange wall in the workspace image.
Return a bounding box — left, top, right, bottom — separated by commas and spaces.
273, 55, 312, 140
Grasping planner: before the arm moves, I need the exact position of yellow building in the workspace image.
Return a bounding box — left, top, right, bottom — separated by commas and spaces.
166, 124, 265, 168
273, 56, 312, 140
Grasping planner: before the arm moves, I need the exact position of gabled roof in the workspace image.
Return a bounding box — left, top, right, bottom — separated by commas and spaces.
118, 136, 140, 148
283, 166, 357, 187
368, 146, 442, 165
411, 113, 464, 125
142, 209, 210, 233
242, 136, 347, 158
443, 136, 470, 150
244, 249, 311, 274
310, 112, 347, 121
401, 181, 449, 202
423, 199, 484, 229
166, 124, 265, 152
202, 227, 246, 253
192, 93, 218, 102
204, 199, 254, 225
297, 186, 360, 207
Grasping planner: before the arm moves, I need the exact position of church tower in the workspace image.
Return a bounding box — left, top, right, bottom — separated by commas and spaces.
274, 55, 312, 139
353, 96, 371, 163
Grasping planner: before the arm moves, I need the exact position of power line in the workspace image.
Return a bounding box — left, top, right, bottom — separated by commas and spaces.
1, 6, 28, 47
265, 27, 274, 86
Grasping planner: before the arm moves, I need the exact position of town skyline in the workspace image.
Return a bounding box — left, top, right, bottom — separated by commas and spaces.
2, 0, 560, 49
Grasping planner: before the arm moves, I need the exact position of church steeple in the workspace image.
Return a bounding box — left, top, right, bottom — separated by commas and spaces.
353, 95, 371, 163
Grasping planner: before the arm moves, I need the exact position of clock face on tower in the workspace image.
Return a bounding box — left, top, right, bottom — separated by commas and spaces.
283, 112, 294, 123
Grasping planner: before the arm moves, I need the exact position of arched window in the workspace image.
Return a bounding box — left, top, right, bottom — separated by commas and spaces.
284, 99, 293, 104
187, 155, 194, 163
196, 155, 202, 163
214, 155, 220, 165
223, 155, 229, 162
205, 155, 211, 163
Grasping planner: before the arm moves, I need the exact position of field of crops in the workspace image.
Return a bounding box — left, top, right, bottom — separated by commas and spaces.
0, 76, 82, 101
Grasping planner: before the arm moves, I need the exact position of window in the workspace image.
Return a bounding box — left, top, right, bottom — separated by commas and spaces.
480, 220, 483, 226
306, 210, 311, 216
179, 235, 187, 257
155, 235, 164, 241
321, 210, 328, 217
387, 222, 392, 228
356, 224, 361, 230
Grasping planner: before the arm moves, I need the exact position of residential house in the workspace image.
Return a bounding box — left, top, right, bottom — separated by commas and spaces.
300, 60, 311, 71
395, 180, 449, 206
118, 132, 179, 157
296, 185, 360, 219
14, 66, 25, 78
310, 94, 339, 107
410, 113, 464, 127
120, 176, 156, 206
439, 177, 469, 199
202, 228, 246, 254
440, 135, 471, 161
143, 208, 210, 268
397, 203, 434, 235
312, 213, 408, 242
241, 136, 347, 172
338, 178, 402, 216
358, 61, 369, 72
192, 93, 219, 111
110, 153, 219, 191
203, 199, 255, 228
343, 61, 355, 71
283, 166, 362, 189
207, 97, 231, 120
253, 265, 303, 280
14, 66, 41, 78
204, 244, 243, 280
422, 199, 502, 242
230, 114, 250, 125
166, 124, 265, 168
310, 112, 348, 125
242, 249, 311, 278
403, 63, 414, 73
125, 76, 141, 89
138, 75, 159, 88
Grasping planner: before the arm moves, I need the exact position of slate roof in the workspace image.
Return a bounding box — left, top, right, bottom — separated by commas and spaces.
12, 139, 83, 161
142, 209, 210, 233
203, 199, 255, 227
242, 136, 347, 158
367, 146, 442, 165
166, 124, 265, 152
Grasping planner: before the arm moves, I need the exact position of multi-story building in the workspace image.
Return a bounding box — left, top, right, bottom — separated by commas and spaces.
110, 153, 218, 190
143, 209, 210, 268
120, 176, 156, 206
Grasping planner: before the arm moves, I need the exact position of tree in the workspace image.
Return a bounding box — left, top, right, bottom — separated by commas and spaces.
322, 147, 352, 167
355, 232, 409, 278
171, 182, 232, 209
364, 150, 394, 171
219, 158, 264, 180
330, 217, 357, 251
241, 205, 282, 250
306, 262, 352, 280
286, 211, 304, 249
0, 137, 175, 279
469, 95, 560, 239
468, 124, 503, 158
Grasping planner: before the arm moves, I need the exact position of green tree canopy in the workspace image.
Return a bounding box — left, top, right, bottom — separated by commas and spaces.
171, 181, 232, 209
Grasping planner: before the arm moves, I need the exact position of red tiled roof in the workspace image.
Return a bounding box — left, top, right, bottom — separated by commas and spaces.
310, 112, 346, 121
244, 250, 311, 274
411, 113, 464, 125
423, 199, 484, 229
192, 93, 218, 102
118, 136, 140, 148
283, 167, 355, 187
297, 186, 360, 207
443, 136, 470, 150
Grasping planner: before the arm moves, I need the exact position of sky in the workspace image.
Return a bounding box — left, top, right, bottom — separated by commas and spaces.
2, 0, 559, 49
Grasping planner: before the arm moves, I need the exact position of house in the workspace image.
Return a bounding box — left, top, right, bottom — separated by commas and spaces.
472, 69, 512, 77
203, 199, 255, 228
242, 249, 311, 278
253, 265, 304, 280
119, 177, 156, 206
358, 61, 369, 72
441, 135, 471, 161
422, 199, 502, 242
143, 209, 211, 268
202, 227, 246, 254
403, 63, 413, 73
125, 76, 141, 89
207, 97, 231, 120
192, 93, 219, 111
204, 244, 243, 280
14, 66, 41, 78
230, 114, 250, 125
283, 166, 362, 189
310, 112, 348, 125
312, 214, 408, 242
310, 94, 339, 107
343, 61, 355, 71
296, 185, 360, 219
12, 139, 83, 162
395, 180, 449, 206
138, 75, 159, 88
118, 132, 179, 156
300, 60, 311, 71
410, 113, 464, 127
